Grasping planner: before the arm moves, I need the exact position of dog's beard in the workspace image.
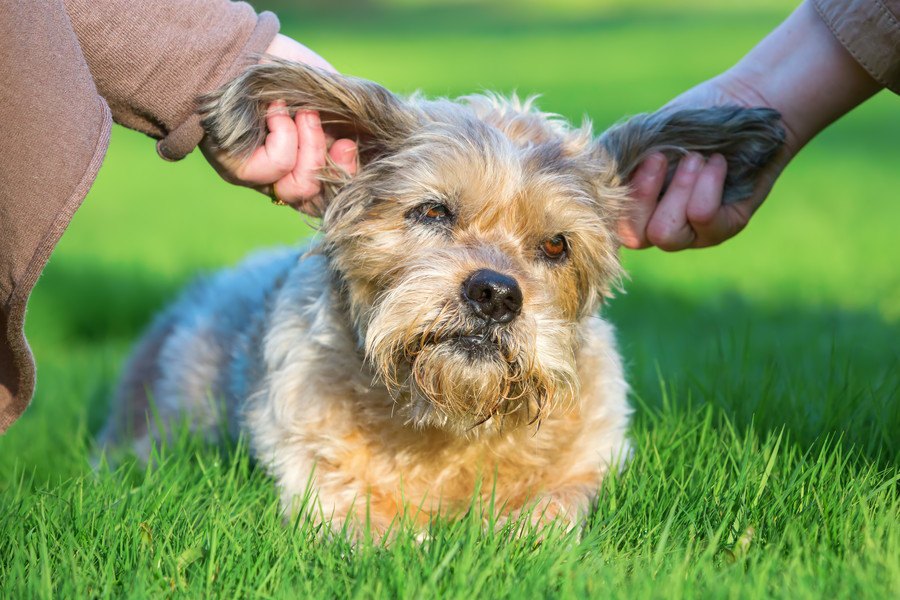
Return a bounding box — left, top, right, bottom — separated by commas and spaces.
364, 270, 579, 434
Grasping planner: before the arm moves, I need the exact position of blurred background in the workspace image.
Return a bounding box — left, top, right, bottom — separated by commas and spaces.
4, 0, 897, 476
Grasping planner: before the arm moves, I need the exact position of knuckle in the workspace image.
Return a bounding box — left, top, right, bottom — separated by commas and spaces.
647, 224, 688, 252
270, 154, 296, 173
271, 165, 293, 180
687, 205, 716, 226
619, 232, 648, 250
645, 220, 673, 245
617, 217, 648, 246
655, 238, 687, 252
235, 169, 268, 186
287, 178, 321, 201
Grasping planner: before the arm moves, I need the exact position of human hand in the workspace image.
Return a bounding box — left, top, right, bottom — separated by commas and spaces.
619, 0, 880, 251
201, 34, 358, 215
619, 74, 794, 251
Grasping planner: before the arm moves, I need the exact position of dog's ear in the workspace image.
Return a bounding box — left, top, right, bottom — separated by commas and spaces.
598, 106, 785, 204
199, 58, 419, 169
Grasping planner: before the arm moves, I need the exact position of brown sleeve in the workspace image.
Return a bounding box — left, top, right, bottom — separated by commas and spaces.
812, 0, 900, 94
0, 0, 113, 433
63, 0, 279, 160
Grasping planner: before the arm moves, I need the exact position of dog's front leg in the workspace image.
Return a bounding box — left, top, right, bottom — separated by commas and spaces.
496, 483, 597, 539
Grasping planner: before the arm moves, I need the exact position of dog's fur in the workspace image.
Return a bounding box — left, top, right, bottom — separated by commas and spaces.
102, 60, 783, 537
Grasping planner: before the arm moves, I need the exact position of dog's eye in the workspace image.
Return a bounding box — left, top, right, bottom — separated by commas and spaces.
409, 202, 453, 225
540, 235, 568, 261
424, 204, 450, 220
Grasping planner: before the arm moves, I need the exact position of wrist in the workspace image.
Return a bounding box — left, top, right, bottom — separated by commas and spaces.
725, 1, 880, 154
262, 34, 336, 74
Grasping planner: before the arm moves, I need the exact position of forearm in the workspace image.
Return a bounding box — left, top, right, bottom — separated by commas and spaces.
623, 0, 893, 252
63, 0, 279, 160
725, 0, 882, 152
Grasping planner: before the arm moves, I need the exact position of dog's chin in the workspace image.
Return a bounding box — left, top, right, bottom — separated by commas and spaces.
390, 334, 550, 435
366, 304, 580, 435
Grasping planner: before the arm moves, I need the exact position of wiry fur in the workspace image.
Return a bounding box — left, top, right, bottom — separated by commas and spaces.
599, 106, 785, 204
104, 61, 783, 538
201, 59, 784, 206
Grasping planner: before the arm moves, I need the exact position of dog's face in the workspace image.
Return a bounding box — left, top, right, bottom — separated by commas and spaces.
200, 61, 784, 434
324, 96, 625, 432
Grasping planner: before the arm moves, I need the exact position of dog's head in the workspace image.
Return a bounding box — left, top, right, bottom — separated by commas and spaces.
201, 60, 783, 434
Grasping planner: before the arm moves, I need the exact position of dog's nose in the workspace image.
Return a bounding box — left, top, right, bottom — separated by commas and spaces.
463, 269, 523, 324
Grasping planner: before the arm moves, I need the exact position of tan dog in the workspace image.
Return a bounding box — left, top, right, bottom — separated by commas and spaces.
102, 61, 783, 537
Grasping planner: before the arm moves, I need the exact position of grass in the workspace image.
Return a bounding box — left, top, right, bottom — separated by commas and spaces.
1, 2, 898, 597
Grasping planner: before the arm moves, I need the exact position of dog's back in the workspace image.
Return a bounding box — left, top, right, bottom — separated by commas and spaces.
101, 248, 302, 454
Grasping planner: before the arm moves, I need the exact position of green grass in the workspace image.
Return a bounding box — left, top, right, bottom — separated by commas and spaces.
2, 3, 899, 597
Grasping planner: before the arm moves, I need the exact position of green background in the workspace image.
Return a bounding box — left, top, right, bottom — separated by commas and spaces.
1, 1, 897, 597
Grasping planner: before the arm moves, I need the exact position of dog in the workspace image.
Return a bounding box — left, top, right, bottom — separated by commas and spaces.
101, 60, 783, 538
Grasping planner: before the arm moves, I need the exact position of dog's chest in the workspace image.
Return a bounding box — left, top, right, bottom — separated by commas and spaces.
301, 396, 590, 514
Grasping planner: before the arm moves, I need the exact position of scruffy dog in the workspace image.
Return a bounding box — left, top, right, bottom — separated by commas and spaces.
102, 61, 782, 537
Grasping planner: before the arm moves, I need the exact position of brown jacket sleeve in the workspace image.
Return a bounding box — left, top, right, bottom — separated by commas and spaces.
64, 0, 279, 160
813, 0, 900, 94
1, 1, 279, 434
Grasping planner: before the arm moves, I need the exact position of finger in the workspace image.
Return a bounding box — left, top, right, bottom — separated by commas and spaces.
646, 152, 703, 251
237, 101, 298, 184
686, 153, 727, 226
328, 139, 358, 177
689, 196, 755, 249
275, 110, 327, 203
685, 154, 732, 247
619, 153, 667, 249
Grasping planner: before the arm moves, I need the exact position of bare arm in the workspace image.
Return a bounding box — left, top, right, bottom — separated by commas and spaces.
620, 0, 883, 251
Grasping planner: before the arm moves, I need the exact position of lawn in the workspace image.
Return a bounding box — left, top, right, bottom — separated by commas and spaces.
1, 2, 898, 598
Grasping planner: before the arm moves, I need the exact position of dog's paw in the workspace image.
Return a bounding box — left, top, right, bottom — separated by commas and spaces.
493, 497, 584, 544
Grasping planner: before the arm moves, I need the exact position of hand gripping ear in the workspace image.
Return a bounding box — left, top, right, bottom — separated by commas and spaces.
198, 59, 419, 165
598, 106, 785, 204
